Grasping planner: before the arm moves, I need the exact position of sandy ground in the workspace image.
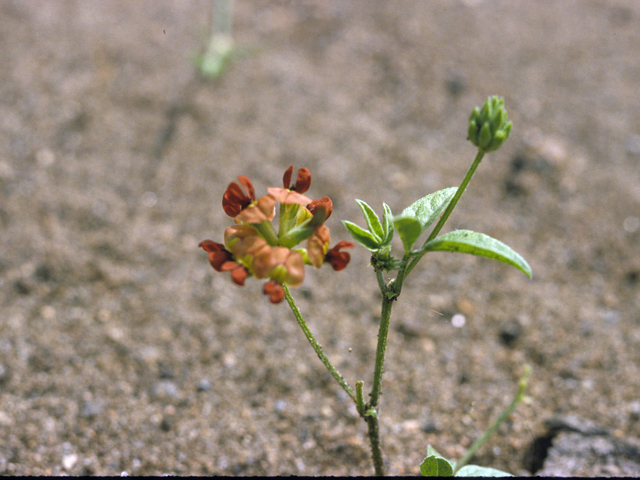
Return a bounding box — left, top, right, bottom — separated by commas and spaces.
1, 0, 639, 476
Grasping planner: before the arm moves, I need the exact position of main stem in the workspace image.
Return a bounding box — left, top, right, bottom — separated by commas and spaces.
363, 266, 407, 476
362, 149, 487, 475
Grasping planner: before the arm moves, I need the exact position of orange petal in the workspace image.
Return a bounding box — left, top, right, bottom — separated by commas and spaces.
267, 187, 312, 206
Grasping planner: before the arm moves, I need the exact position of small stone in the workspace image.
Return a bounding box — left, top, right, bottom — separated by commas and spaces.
499, 320, 522, 347
79, 401, 103, 420
160, 416, 173, 432
197, 379, 211, 392
62, 454, 78, 471
152, 381, 179, 400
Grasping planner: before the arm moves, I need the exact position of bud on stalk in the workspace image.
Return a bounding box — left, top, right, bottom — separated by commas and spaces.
467, 96, 512, 152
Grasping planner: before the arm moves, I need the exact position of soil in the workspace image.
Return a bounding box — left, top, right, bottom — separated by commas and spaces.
1, 0, 639, 476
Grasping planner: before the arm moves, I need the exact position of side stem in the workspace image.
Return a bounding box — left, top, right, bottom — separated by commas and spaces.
283, 285, 356, 403
406, 149, 485, 276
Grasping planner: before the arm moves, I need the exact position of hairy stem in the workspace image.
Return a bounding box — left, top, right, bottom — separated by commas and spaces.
283, 285, 356, 403
365, 412, 385, 476
369, 286, 394, 409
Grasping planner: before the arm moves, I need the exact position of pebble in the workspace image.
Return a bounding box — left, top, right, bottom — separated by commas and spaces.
62, 454, 78, 471
151, 381, 179, 400
197, 379, 211, 392
79, 401, 103, 419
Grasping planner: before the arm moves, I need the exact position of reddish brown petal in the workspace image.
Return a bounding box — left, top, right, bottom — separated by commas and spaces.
293, 168, 311, 193
237, 176, 255, 202
307, 196, 333, 222
199, 240, 233, 271
283, 165, 294, 189
229, 265, 249, 286
263, 280, 285, 304
282, 166, 311, 193
325, 241, 355, 271
221, 262, 249, 286
208, 250, 233, 271
222, 176, 255, 217
222, 183, 248, 217
199, 239, 225, 253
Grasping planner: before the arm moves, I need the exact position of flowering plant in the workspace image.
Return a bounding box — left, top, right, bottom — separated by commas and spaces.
200, 97, 531, 476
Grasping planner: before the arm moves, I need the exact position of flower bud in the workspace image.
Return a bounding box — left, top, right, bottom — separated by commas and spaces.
467, 96, 512, 152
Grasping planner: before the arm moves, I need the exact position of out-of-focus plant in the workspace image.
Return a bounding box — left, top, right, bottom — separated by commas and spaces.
194, 0, 238, 78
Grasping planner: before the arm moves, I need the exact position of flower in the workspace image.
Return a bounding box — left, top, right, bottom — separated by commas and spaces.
325, 241, 355, 271
198, 239, 249, 286
282, 165, 311, 193
263, 280, 285, 304
307, 225, 331, 268
222, 175, 255, 217
253, 246, 305, 286
200, 165, 353, 303
234, 194, 277, 224
198, 239, 233, 271
307, 196, 333, 223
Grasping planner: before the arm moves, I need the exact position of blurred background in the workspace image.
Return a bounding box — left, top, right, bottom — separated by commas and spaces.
1, 0, 639, 475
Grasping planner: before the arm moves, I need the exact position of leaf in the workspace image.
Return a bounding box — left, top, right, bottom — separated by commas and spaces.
356, 199, 383, 241
401, 187, 457, 233
343, 220, 381, 251
381, 203, 394, 246
420, 230, 532, 278
420, 455, 454, 477
455, 465, 513, 477
393, 216, 422, 253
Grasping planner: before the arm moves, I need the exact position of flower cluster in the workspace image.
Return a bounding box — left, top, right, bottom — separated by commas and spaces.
200, 166, 354, 303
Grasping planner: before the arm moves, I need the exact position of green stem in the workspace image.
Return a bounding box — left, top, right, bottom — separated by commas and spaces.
282, 285, 356, 403
406, 149, 485, 276
365, 412, 385, 476
453, 365, 531, 475
369, 287, 394, 409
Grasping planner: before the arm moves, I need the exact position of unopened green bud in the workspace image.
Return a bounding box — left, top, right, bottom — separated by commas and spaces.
467, 96, 512, 152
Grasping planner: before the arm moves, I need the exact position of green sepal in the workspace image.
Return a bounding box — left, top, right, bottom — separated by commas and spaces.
343, 220, 382, 251
400, 187, 457, 234
393, 216, 422, 253
355, 199, 383, 241
419, 230, 532, 278
478, 123, 492, 150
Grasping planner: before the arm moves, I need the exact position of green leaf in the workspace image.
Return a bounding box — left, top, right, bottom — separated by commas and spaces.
420, 455, 454, 477
420, 230, 532, 278
401, 187, 457, 233
343, 220, 381, 251
381, 203, 394, 246
455, 465, 513, 477
356, 199, 383, 241
393, 216, 422, 253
